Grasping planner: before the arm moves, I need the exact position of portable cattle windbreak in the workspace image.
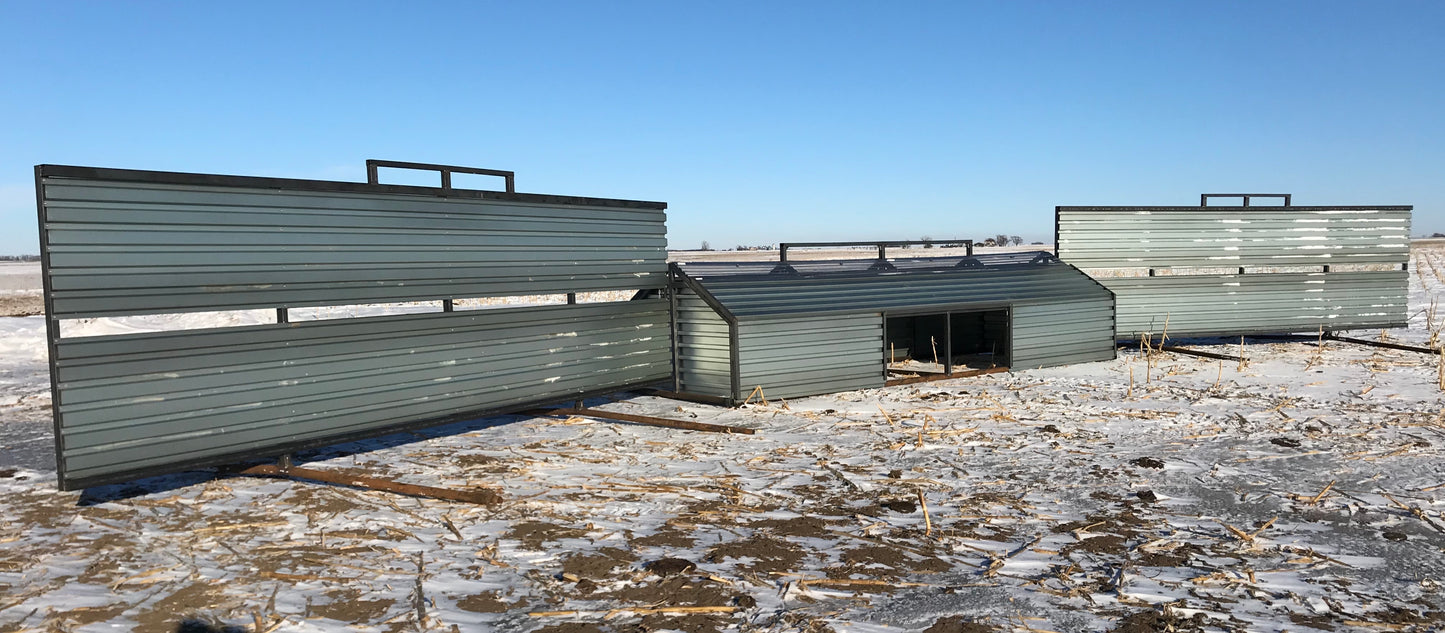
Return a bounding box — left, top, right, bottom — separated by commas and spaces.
36, 162, 671, 490
670, 247, 1116, 404
1056, 195, 1412, 339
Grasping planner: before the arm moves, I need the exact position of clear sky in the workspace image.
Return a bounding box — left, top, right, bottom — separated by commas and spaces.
1, 2, 1441, 254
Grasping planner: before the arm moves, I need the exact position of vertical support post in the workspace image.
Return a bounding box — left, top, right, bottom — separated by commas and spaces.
276, 307, 289, 323
277, 453, 294, 471
567, 292, 576, 305
669, 286, 681, 393
943, 312, 954, 376
967, 241, 974, 257
1238, 267, 1246, 275
877, 245, 887, 260
440, 170, 452, 192
1322, 265, 1331, 273
728, 321, 742, 406
442, 299, 454, 312
779, 245, 789, 262
1147, 269, 1155, 277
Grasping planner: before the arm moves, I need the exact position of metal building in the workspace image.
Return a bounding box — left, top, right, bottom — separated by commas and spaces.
669, 243, 1117, 404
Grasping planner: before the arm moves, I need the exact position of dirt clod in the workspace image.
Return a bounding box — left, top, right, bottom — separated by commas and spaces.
646, 557, 698, 576
707, 535, 806, 573
1131, 457, 1164, 469
507, 521, 585, 549
1383, 530, 1408, 542
882, 499, 917, 513
1111, 608, 1205, 632
1272, 437, 1302, 448
1135, 490, 1158, 503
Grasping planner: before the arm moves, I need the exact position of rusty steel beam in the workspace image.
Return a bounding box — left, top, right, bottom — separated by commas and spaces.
238, 464, 502, 505
548, 407, 756, 435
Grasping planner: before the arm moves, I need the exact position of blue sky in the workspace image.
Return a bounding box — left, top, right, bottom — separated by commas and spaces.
1, 1, 1440, 254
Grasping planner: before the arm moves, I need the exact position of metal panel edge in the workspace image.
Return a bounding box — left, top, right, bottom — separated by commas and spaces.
38, 164, 667, 211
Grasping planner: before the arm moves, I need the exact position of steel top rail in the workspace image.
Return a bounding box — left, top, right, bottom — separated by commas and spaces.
38, 164, 667, 210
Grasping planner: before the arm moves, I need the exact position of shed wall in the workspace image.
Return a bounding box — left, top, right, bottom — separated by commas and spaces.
674, 290, 733, 397
737, 313, 885, 400
1011, 297, 1117, 369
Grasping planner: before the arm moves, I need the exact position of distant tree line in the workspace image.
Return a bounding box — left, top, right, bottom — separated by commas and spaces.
0, 255, 39, 262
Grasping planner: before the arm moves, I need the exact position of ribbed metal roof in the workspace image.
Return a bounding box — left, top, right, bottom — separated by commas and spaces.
674, 251, 1114, 320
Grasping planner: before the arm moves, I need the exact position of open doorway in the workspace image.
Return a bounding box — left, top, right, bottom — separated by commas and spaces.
884, 309, 1010, 378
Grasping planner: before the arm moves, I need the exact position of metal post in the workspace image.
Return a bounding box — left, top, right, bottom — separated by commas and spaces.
276, 307, 289, 323
877, 245, 887, 260
567, 293, 576, 304
943, 313, 954, 376
442, 299, 454, 312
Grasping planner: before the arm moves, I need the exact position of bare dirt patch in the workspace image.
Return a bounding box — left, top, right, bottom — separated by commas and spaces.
0, 293, 41, 317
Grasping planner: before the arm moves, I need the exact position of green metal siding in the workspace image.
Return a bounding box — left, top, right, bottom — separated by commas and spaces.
37, 164, 674, 489
41, 175, 667, 318
1011, 299, 1117, 369
1057, 206, 1411, 268
677, 254, 1114, 319
674, 290, 732, 396
1056, 205, 1411, 338
1100, 270, 1409, 338
54, 301, 671, 487
737, 313, 885, 400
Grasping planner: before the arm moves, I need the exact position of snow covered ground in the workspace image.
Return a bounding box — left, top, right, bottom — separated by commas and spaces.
1, 248, 1443, 632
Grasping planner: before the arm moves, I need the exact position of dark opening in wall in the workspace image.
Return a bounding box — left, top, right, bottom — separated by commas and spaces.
885, 309, 1010, 371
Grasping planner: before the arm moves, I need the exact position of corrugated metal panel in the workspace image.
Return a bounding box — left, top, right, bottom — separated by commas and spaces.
39, 167, 668, 318
53, 301, 671, 488
1056, 206, 1411, 269
674, 290, 733, 397
1012, 299, 1116, 369
1100, 271, 1409, 338
737, 313, 885, 400
676, 253, 1114, 319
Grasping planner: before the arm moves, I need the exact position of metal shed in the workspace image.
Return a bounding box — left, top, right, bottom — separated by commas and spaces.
669, 245, 1117, 404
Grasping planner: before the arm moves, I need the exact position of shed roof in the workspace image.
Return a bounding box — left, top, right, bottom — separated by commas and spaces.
673, 251, 1114, 321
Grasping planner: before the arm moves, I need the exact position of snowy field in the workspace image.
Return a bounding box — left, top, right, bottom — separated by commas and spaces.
1, 247, 1444, 632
